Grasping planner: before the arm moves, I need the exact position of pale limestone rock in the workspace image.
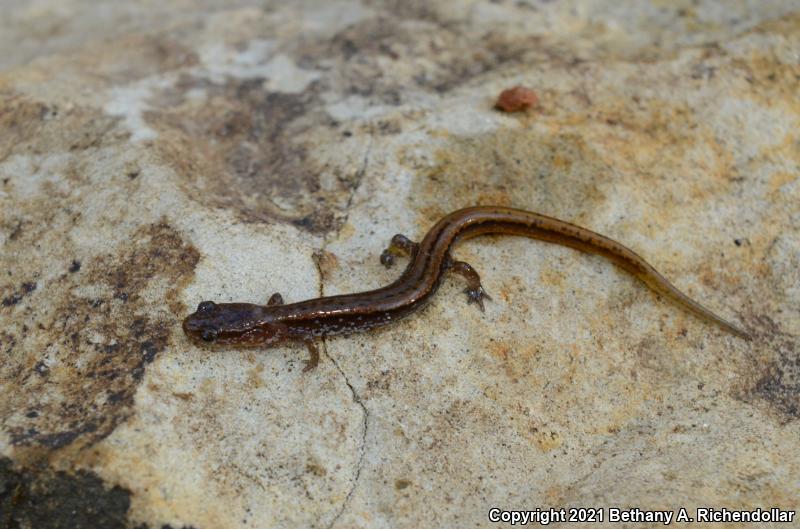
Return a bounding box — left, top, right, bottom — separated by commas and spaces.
0, 1, 798, 528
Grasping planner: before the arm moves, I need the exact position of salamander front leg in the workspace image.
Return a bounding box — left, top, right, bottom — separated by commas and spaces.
446, 258, 491, 312
302, 339, 320, 373
380, 234, 419, 268
268, 293, 284, 306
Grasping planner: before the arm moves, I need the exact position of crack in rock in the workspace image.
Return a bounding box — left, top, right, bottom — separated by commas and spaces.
323, 344, 368, 529
330, 132, 373, 245
311, 250, 369, 529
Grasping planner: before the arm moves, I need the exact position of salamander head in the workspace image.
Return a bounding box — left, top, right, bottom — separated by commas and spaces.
182, 301, 287, 347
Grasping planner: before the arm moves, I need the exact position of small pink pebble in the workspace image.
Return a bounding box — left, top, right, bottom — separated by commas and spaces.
495, 86, 538, 113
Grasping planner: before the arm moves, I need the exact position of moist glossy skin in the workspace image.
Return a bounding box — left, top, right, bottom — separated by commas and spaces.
183, 206, 750, 371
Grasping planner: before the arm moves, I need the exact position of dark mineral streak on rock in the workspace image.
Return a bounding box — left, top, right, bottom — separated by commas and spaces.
1, 281, 36, 307
1, 223, 199, 451
0, 457, 131, 529
747, 321, 800, 423
148, 76, 348, 234
0, 457, 201, 529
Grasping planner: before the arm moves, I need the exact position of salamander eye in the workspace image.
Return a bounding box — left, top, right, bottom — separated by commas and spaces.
201, 328, 218, 342
197, 301, 216, 314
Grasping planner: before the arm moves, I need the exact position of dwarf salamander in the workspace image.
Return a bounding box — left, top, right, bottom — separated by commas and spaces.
182, 206, 749, 371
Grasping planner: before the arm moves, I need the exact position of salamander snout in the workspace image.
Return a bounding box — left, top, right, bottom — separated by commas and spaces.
182, 300, 285, 347
182, 301, 221, 344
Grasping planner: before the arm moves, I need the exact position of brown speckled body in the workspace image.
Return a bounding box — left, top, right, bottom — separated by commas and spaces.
182, 206, 749, 370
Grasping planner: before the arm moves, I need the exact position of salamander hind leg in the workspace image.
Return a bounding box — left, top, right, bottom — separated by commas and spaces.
302, 339, 320, 373
380, 234, 419, 268
446, 258, 491, 313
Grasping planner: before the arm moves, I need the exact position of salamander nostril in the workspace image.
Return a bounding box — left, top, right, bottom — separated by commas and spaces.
182, 317, 197, 333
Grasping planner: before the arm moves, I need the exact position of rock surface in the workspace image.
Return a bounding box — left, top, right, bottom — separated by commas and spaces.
1, 1, 798, 528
